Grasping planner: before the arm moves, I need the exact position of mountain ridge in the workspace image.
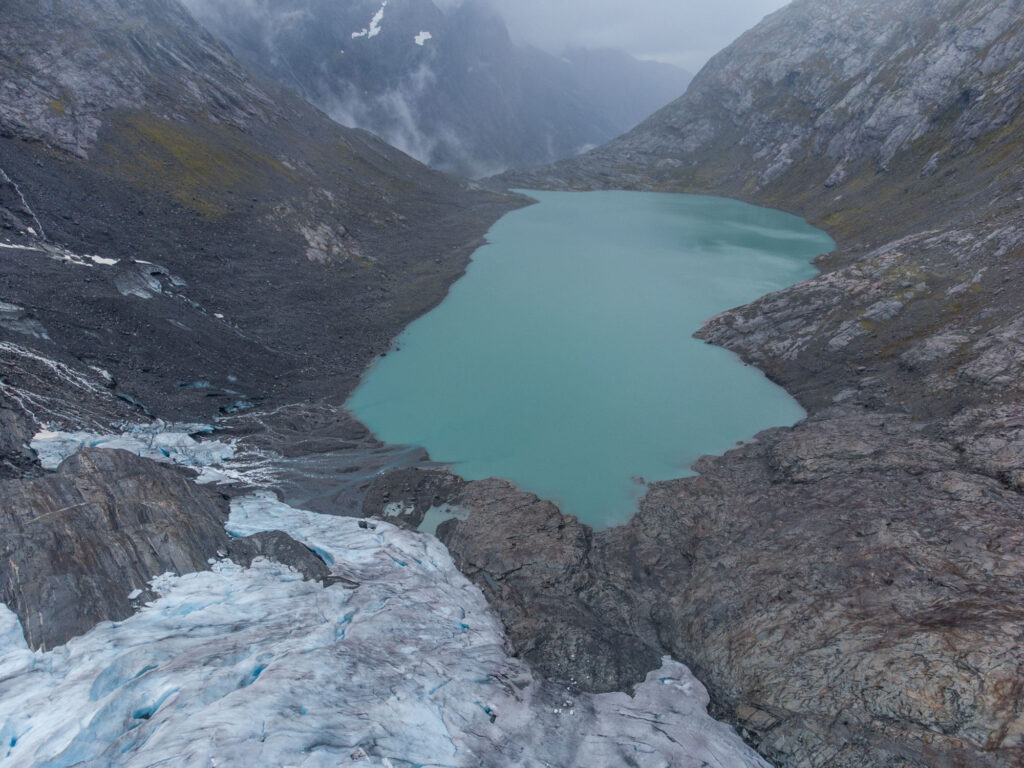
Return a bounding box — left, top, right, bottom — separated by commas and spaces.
180, 0, 693, 177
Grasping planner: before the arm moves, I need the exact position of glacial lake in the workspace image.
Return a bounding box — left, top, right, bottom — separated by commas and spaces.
348, 191, 834, 528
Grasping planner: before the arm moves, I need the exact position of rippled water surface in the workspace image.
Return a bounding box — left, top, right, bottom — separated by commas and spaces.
348, 191, 834, 528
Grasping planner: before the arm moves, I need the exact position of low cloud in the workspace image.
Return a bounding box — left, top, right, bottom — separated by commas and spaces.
483, 0, 790, 71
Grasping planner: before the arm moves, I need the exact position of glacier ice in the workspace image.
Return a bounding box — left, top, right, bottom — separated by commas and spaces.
0, 490, 772, 767
30, 423, 277, 485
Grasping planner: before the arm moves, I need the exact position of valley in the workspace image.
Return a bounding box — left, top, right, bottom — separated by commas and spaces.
0, 0, 1022, 767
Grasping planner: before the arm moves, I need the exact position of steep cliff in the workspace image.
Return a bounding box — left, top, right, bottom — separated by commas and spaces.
439, 2, 1024, 767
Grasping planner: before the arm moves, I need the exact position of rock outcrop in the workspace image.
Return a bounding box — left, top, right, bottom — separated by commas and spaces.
0, 447, 337, 651
439, 408, 1024, 766
0, 448, 229, 650
225, 530, 335, 585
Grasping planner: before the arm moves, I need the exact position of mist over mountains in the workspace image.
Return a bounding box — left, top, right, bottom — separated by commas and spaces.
180, 0, 692, 177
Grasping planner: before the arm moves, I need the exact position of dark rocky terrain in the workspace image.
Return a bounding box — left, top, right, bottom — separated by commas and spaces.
0, 0, 517, 648
2, 0, 1023, 766
425, 0, 1024, 766
0, 0, 519, 427
180, 0, 692, 177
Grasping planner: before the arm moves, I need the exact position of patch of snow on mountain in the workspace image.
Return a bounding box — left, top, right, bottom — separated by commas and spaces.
414, 30, 433, 46
0, 240, 119, 267
351, 1, 388, 40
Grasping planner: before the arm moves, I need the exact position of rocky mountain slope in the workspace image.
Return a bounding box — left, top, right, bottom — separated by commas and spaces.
0, 0, 518, 647
180, 0, 692, 177
0, 0, 518, 431
430, 1, 1024, 766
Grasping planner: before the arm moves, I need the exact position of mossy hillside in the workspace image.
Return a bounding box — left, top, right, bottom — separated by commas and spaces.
98, 111, 299, 219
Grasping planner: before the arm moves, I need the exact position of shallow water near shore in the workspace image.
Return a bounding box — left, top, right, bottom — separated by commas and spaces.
348, 190, 834, 528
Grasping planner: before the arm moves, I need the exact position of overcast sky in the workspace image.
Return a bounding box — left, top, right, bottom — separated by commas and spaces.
481, 0, 791, 72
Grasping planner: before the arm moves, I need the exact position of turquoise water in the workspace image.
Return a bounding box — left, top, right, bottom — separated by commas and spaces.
348, 191, 834, 528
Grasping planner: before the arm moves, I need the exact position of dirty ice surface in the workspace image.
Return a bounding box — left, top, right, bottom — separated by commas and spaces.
30, 423, 267, 485
0, 491, 771, 767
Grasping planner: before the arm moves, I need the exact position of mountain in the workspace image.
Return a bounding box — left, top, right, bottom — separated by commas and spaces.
0, 0, 519, 647
0, 8, 761, 767
436, 1, 1024, 766
507, 0, 1023, 245
4, 0, 1023, 766
178, 0, 693, 177
0, 0, 518, 431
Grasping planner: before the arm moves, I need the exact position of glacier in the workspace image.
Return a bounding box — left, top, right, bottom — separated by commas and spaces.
3, 431, 773, 766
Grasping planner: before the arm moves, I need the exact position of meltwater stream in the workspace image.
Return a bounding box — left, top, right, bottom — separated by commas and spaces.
349, 191, 835, 528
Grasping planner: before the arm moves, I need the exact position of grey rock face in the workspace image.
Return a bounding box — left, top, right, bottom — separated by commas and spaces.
441, 407, 1024, 767
0, 406, 41, 479
226, 531, 334, 585
437, 479, 663, 694
0, 448, 230, 650
0, 0, 273, 159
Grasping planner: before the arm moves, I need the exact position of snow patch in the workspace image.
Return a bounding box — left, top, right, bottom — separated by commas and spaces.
352, 0, 387, 39
0, 240, 119, 267
0, 165, 47, 241
31, 423, 228, 471
29, 424, 277, 486
382, 501, 415, 518
414, 31, 432, 46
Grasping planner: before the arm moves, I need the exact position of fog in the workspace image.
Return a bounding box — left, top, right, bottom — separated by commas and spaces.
178, 0, 790, 175
482, 0, 791, 72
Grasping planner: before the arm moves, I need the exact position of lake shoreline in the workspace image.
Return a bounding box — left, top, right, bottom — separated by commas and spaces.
349, 189, 833, 528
